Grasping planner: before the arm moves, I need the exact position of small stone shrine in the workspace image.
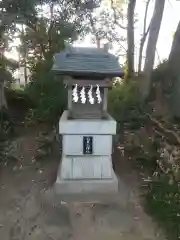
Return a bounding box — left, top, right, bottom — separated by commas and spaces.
52, 43, 123, 200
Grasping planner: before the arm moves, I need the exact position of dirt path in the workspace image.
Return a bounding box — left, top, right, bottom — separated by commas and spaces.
0, 128, 165, 240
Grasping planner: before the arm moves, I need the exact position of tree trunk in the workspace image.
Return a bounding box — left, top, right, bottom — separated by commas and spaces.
138, 0, 151, 74
24, 61, 28, 85
0, 39, 7, 110
0, 81, 7, 110
21, 24, 28, 85
48, 2, 54, 53
142, 0, 165, 99
168, 21, 180, 76
126, 0, 136, 80
168, 21, 180, 117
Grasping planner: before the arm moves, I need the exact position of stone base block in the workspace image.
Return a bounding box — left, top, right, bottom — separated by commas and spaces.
54, 176, 119, 202
54, 155, 119, 202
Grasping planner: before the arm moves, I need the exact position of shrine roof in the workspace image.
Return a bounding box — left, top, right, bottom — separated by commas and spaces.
52, 46, 124, 77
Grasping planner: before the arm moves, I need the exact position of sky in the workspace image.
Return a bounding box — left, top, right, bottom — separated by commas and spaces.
135, 0, 180, 67
74, 0, 180, 68
6, 0, 180, 70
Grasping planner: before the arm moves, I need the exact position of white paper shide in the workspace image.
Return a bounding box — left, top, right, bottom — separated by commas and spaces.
72, 84, 102, 104
80, 86, 86, 104
72, 84, 78, 102
96, 85, 102, 104
88, 85, 94, 104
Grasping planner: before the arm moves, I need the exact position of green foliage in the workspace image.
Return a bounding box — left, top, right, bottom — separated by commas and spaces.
0, 137, 17, 164
145, 175, 180, 240
0, 108, 14, 164
25, 60, 67, 124
0, 56, 18, 86
108, 81, 145, 130
5, 88, 33, 125
152, 60, 169, 82
136, 142, 160, 174
151, 60, 172, 97
0, 107, 14, 136
6, 88, 32, 106
129, 124, 180, 240
151, 60, 180, 118
0, 138, 7, 163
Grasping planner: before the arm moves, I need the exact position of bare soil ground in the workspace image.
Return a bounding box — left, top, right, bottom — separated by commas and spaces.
0, 126, 165, 240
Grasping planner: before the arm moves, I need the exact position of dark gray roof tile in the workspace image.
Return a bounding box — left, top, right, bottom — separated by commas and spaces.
52, 46, 123, 77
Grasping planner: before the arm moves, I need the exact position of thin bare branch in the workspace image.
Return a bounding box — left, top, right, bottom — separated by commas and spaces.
25, 22, 46, 58
110, 0, 127, 30
156, 47, 161, 64
88, 12, 101, 48
143, 0, 151, 38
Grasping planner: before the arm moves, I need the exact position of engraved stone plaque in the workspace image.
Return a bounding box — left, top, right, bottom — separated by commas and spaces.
83, 136, 93, 154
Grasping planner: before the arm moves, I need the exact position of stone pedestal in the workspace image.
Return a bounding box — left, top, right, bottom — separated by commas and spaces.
54, 110, 118, 201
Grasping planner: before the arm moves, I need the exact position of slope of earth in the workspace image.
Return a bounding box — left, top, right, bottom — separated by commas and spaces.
0, 126, 165, 240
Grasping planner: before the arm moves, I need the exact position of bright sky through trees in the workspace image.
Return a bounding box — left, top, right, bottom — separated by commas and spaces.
75, 0, 180, 68
135, 0, 180, 67
5, 0, 180, 70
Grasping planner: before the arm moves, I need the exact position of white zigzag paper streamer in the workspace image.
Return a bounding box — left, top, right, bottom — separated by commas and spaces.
88, 85, 94, 104
72, 84, 78, 102
80, 86, 86, 104
96, 84, 102, 104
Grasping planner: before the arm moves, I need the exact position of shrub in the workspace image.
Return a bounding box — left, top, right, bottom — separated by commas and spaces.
6, 88, 33, 108
150, 60, 172, 101
0, 108, 14, 164
5, 88, 33, 125
0, 107, 14, 136
108, 81, 146, 130
25, 60, 67, 125
0, 138, 7, 163
145, 174, 180, 240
